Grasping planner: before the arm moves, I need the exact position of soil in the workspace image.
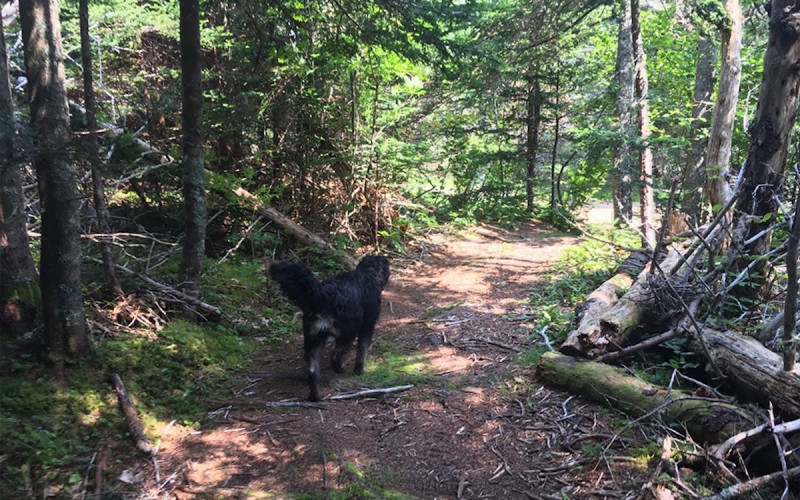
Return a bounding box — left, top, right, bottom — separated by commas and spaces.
148, 222, 654, 499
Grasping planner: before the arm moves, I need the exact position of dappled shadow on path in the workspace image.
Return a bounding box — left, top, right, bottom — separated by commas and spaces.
145, 221, 651, 499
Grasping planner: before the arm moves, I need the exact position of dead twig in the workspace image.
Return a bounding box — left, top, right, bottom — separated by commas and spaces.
704, 465, 800, 500
328, 384, 414, 400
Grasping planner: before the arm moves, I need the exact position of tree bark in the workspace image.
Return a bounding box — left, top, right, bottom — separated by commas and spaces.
537, 352, 754, 443
0, 12, 39, 333
179, 0, 207, 297
631, 0, 656, 248
20, 0, 87, 369
80, 0, 123, 299
689, 328, 800, 417
681, 34, 717, 225
525, 73, 541, 213
704, 0, 743, 218
612, 0, 634, 224
734, 1, 800, 297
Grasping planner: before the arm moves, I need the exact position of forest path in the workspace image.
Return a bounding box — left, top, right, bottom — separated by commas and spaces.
156, 220, 650, 499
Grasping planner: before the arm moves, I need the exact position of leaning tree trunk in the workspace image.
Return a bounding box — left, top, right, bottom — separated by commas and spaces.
734, 0, 800, 296
681, 34, 717, 225
525, 72, 541, 213
0, 15, 39, 333
179, 0, 207, 297
80, 0, 123, 299
631, 0, 656, 248
705, 0, 742, 217
20, 0, 87, 370
612, 0, 634, 224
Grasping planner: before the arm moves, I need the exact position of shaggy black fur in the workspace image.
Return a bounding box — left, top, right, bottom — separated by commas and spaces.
269, 256, 390, 401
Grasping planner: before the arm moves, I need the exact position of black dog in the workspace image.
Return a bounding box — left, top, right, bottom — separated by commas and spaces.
269, 256, 390, 401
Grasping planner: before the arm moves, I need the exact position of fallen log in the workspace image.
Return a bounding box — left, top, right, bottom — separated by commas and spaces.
536, 352, 754, 443
689, 328, 800, 417
110, 373, 152, 454
560, 252, 649, 356
232, 187, 359, 268
560, 249, 683, 358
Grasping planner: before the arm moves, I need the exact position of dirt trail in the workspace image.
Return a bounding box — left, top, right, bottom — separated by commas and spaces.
154, 222, 650, 499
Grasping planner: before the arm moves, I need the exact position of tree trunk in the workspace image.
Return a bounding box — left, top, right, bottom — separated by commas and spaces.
704, 0, 743, 217
179, 0, 207, 297
537, 352, 754, 443
80, 0, 123, 299
0, 15, 39, 333
631, 0, 656, 248
549, 65, 561, 212
20, 0, 87, 369
681, 34, 717, 225
734, 0, 800, 296
612, 0, 634, 224
525, 73, 541, 213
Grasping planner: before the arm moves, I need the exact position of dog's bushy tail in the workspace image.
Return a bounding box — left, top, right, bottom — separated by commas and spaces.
269, 262, 321, 313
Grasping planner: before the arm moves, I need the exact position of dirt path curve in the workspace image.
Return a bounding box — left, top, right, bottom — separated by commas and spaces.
156, 222, 649, 499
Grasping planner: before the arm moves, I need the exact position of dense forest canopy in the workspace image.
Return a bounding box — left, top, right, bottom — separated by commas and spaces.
6, 0, 800, 497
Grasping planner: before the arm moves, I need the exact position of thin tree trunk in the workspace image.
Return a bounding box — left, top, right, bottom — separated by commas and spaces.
0, 14, 39, 333
735, 0, 800, 296
631, 0, 656, 248
785, 195, 799, 371
525, 73, 541, 213
613, 0, 634, 224
681, 34, 717, 225
705, 0, 743, 217
80, 0, 123, 299
550, 65, 560, 212
179, 0, 207, 297
20, 0, 88, 370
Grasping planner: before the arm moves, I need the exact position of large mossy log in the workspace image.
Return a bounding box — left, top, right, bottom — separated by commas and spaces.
537, 352, 754, 443
560, 250, 682, 358
690, 329, 800, 417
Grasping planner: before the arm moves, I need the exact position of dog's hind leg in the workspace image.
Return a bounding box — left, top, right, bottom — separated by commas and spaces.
303, 319, 327, 401
331, 340, 352, 374
354, 324, 376, 375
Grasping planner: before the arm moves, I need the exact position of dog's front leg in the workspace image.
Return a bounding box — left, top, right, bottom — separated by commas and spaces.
303, 321, 326, 401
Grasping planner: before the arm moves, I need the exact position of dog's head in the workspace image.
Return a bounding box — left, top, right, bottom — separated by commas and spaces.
356, 255, 390, 289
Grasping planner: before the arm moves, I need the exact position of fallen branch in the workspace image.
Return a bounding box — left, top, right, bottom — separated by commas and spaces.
714, 416, 800, 460
110, 261, 221, 319
704, 465, 800, 500
232, 187, 359, 268
110, 373, 152, 454
328, 384, 414, 400
467, 337, 521, 352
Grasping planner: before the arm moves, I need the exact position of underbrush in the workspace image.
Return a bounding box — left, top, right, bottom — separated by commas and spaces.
0, 257, 291, 497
